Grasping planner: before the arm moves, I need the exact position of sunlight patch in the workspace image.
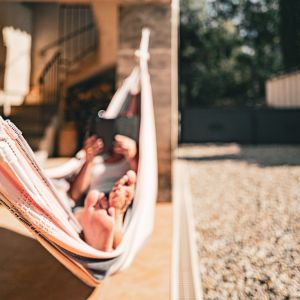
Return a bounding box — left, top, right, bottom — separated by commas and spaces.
0, 27, 31, 115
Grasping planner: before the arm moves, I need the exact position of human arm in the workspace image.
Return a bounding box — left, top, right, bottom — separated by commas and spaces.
68, 136, 103, 201
113, 134, 138, 172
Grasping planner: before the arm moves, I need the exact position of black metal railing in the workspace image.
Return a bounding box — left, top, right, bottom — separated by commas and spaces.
39, 51, 61, 107
40, 5, 97, 68
29, 4, 98, 139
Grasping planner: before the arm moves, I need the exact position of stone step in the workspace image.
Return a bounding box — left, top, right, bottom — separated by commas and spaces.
24, 136, 41, 151
16, 124, 45, 138
0, 105, 56, 119
0, 104, 56, 151
9, 105, 55, 118
7, 115, 52, 127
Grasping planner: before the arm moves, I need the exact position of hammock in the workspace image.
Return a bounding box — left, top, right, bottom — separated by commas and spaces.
0, 29, 157, 287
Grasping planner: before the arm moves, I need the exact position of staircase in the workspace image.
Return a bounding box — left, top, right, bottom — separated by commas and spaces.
1, 105, 56, 151
1, 4, 98, 154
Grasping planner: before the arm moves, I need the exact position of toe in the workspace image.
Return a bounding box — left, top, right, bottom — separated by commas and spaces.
117, 175, 128, 186
85, 190, 100, 209
108, 207, 115, 218
99, 194, 108, 209
110, 189, 121, 202
126, 170, 137, 185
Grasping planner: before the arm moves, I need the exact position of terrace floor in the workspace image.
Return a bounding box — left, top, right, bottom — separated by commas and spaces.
0, 201, 172, 300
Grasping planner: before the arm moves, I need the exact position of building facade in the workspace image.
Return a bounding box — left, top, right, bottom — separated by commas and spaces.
0, 0, 179, 201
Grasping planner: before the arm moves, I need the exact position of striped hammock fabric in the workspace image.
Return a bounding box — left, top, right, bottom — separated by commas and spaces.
0, 29, 157, 287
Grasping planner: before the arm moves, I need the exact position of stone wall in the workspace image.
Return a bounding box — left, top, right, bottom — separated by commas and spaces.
118, 3, 172, 201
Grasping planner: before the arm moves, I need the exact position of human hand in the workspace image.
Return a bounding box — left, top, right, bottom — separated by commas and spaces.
83, 135, 103, 162
113, 134, 137, 161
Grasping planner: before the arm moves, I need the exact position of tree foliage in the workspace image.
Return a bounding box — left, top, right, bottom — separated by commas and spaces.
180, 0, 282, 107
279, 0, 300, 71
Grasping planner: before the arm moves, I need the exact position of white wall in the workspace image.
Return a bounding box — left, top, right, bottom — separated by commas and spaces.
266, 71, 300, 108
0, 3, 60, 86
0, 3, 33, 89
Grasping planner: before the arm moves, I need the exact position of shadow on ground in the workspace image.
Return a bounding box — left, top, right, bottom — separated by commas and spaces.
0, 228, 93, 300
178, 145, 300, 167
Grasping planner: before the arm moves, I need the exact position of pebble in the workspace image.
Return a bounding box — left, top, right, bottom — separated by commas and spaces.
180, 145, 300, 300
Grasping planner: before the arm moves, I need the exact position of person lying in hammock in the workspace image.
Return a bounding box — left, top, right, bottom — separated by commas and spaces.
69, 133, 138, 251
78, 171, 136, 252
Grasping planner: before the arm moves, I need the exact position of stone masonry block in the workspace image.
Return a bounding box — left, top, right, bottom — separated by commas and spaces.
118, 3, 172, 201
119, 4, 171, 49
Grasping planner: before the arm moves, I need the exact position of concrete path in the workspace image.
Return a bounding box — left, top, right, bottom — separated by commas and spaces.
91, 203, 172, 300
0, 203, 172, 300
0, 205, 93, 300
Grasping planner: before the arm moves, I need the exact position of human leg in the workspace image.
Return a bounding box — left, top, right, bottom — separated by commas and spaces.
109, 170, 136, 248
78, 190, 115, 251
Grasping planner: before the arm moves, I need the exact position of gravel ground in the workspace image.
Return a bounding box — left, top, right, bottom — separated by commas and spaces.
179, 145, 300, 300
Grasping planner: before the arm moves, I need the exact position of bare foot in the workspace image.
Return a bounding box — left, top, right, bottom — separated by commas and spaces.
79, 190, 115, 251
109, 170, 136, 218
109, 170, 136, 248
